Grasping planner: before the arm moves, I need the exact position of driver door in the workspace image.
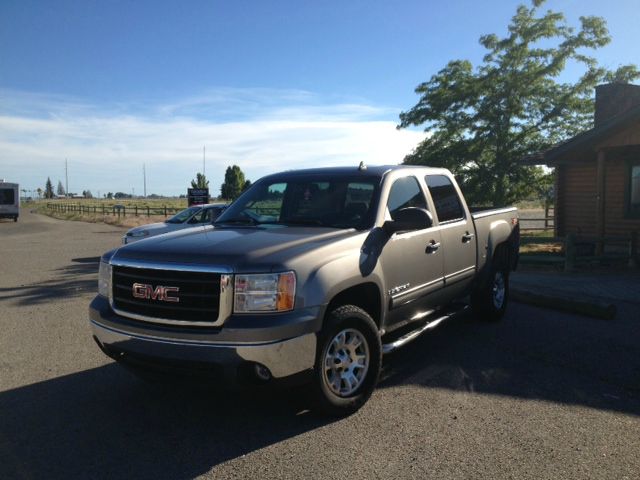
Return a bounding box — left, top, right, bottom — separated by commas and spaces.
379, 175, 445, 327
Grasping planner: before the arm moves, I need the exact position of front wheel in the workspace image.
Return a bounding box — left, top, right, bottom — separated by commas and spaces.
471, 264, 509, 322
311, 305, 381, 416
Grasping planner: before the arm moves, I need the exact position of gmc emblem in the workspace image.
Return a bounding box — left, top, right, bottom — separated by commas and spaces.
132, 283, 180, 303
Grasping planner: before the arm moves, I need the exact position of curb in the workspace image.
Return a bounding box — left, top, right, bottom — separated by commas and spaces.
511, 287, 617, 320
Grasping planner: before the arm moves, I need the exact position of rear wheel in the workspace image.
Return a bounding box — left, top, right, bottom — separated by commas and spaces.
311, 305, 381, 416
472, 262, 509, 322
13, 216, 18, 222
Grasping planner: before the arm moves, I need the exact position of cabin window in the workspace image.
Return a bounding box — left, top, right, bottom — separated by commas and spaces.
627, 161, 640, 218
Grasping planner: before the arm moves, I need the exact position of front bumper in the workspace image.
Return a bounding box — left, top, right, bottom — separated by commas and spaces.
90, 295, 323, 381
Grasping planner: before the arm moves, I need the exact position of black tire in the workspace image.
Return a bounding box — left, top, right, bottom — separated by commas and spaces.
13, 216, 18, 222
311, 305, 381, 417
471, 262, 509, 322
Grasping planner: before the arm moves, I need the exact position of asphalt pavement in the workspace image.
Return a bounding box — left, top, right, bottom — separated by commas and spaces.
1, 210, 639, 479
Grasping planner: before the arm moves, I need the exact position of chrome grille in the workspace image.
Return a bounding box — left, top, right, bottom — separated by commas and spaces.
112, 265, 222, 325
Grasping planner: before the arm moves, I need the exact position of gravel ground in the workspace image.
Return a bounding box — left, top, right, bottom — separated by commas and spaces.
0, 210, 638, 480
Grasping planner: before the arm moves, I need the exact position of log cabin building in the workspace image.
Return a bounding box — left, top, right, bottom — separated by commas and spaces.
524, 83, 640, 253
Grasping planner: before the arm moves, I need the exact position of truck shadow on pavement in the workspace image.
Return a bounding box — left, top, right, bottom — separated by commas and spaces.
0, 364, 330, 479
379, 302, 640, 417
0, 303, 638, 479
0, 257, 100, 306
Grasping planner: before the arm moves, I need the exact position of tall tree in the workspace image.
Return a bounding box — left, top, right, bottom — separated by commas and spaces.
220, 165, 246, 200
56, 180, 65, 196
44, 178, 54, 199
398, 0, 638, 206
191, 173, 209, 189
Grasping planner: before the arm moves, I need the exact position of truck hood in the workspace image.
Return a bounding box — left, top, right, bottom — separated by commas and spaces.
112, 224, 363, 272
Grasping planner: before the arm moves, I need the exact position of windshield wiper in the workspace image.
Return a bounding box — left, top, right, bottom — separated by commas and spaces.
277, 219, 327, 226
215, 217, 258, 226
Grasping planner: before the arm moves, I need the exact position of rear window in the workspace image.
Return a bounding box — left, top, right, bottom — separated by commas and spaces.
426, 175, 464, 223
0, 188, 15, 205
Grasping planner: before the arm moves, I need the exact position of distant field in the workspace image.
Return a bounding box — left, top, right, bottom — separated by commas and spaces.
30, 198, 190, 208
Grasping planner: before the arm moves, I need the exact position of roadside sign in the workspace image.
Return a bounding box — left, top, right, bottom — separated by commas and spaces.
187, 188, 209, 206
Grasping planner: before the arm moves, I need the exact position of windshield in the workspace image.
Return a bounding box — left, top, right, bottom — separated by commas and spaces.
216, 175, 379, 229
166, 206, 201, 224
0, 188, 15, 205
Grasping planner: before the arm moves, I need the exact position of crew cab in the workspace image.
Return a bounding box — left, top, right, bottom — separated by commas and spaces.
90, 165, 519, 415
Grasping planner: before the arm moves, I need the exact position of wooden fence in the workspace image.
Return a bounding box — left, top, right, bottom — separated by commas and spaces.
46, 203, 182, 218
520, 232, 638, 271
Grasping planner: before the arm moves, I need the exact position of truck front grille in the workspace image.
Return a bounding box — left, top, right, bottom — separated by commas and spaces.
112, 265, 222, 325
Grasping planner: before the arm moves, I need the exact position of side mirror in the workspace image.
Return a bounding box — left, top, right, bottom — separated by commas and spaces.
383, 208, 433, 235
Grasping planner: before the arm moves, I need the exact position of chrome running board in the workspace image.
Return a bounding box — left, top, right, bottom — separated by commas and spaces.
381, 305, 469, 354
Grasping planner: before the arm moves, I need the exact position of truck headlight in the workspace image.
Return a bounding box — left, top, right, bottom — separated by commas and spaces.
98, 261, 112, 298
234, 272, 296, 313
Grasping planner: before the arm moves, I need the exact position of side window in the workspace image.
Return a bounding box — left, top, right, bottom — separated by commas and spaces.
627, 161, 640, 217
386, 176, 427, 220
188, 209, 207, 224
426, 175, 465, 223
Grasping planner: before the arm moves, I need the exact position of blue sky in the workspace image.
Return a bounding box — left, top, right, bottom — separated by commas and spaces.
1, 0, 638, 197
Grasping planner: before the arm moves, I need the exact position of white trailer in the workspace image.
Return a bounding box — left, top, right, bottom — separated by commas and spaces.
0, 181, 20, 222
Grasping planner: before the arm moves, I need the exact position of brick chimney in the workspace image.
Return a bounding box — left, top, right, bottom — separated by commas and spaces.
595, 83, 640, 126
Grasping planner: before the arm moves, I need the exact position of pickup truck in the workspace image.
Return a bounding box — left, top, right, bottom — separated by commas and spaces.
90, 165, 519, 415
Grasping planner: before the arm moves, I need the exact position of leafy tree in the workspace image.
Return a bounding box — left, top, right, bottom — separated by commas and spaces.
220, 165, 246, 200
44, 178, 54, 199
36, 188, 43, 199
398, 0, 639, 206
242, 179, 252, 192
104, 192, 113, 199
83, 190, 93, 199
191, 173, 209, 189
56, 180, 65, 196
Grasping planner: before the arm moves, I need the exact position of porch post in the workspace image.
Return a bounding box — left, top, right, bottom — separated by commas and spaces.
596, 149, 606, 255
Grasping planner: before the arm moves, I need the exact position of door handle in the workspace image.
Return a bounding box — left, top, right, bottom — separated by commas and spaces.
426, 240, 441, 254
462, 232, 475, 243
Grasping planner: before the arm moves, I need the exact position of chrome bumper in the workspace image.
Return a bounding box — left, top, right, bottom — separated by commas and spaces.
91, 319, 317, 379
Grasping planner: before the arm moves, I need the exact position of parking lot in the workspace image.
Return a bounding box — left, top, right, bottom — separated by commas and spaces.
1, 211, 639, 479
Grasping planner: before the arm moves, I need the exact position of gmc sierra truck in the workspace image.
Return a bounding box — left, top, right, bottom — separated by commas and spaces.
90, 165, 519, 415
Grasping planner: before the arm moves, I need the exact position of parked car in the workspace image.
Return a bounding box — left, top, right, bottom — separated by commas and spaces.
92, 165, 519, 415
122, 203, 227, 244
0, 181, 20, 222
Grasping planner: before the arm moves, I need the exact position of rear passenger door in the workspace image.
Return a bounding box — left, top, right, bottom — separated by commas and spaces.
425, 175, 476, 293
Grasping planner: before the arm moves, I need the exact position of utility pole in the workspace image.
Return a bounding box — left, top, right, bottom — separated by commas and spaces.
143, 163, 147, 198
65, 158, 69, 198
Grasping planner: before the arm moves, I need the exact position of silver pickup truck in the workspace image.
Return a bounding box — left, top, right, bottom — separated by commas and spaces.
90, 165, 519, 415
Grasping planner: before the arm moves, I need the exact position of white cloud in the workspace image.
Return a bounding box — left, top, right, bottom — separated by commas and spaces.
0, 88, 425, 196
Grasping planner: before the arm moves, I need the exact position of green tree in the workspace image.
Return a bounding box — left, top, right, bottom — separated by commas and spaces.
56, 180, 65, 196
44, 178, 54, 199
398, 0, 638, 206
220, 165, 246, 200
191, 173, 209, 189
241, 179, 252, 192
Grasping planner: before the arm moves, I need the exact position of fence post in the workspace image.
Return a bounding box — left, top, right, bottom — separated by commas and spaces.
164, 206, 167, 217
564, 233, 576, 272
147, 206, 150, 217
135, 205, 138, 216
629, 231, 638, 269
544, 200, 550, 230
